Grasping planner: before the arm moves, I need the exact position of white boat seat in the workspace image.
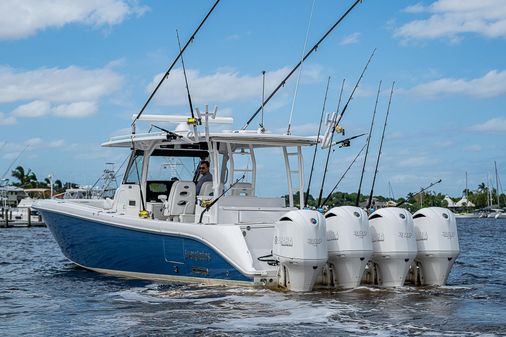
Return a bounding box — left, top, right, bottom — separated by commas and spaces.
231, 182, 253, 196
163, 180, 196, 220
198, 182, 224, 196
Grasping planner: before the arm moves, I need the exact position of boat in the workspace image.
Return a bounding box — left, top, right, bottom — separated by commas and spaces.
454, 212, 480, 219
34, 112, 461, 291
488, 208, 504, 219
34, 1, 460, 292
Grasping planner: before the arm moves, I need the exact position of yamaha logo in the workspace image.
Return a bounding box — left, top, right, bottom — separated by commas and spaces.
310, 218, 317, 224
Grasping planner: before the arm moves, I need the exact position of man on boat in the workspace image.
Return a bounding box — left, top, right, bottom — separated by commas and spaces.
196, 160, 212, 195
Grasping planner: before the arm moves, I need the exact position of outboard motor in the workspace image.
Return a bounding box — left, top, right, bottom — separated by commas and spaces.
411, 207, 460, 286
325, 206, 373, 289
368, 208, 417, 287
272, 210, 328, 292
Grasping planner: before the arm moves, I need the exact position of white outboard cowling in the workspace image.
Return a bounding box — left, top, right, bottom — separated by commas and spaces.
412, 207, 460, 286
272, 210, 327, 292
368, 207, 418, 287
325, 206, 373, 289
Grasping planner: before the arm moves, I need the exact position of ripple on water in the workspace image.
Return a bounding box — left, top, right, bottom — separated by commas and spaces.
0, 220, 505, 336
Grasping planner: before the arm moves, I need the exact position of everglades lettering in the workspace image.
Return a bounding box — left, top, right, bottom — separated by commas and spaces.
185, 250, 211, 261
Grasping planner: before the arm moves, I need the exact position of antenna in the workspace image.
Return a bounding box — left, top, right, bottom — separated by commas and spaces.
287, 0, 316, 135
260, 70, 266, 131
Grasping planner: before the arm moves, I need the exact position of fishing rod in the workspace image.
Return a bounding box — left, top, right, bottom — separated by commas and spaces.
149, 124, 183, 140
305, 76, 331, 207
395, 179, 442, 207
131, 0, 221, 127
176, 29, 195, 120
366, 81, 394, 209
316, 79, 345, 208
1, 145, 29, 180
321, 141, 367, 208
199, 175, 245, 223
331, 133, 366, 148
241, 0, 364, 130
333, 48, 376, 128
355, 80, 382, 206
287, 0, 316, 135
315, 49, 375, 208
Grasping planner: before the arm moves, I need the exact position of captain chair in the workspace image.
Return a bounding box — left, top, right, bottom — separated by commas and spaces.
198, 181, 224, 196
163, 181, 196, 221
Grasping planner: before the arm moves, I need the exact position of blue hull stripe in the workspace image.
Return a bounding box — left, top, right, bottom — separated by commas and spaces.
40, 210, 252, 283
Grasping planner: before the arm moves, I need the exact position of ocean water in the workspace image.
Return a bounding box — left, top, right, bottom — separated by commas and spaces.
1, 218, 505, 337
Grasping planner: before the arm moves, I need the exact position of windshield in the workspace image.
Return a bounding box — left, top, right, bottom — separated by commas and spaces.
147, 149, 209, 182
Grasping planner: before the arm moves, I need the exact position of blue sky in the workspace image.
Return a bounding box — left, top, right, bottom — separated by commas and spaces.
0, 0, 505, 199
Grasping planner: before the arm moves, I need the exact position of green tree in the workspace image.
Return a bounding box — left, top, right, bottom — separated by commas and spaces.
11, 166, 38, 188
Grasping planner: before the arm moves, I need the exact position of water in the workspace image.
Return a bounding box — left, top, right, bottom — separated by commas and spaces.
1, 218, 505, 336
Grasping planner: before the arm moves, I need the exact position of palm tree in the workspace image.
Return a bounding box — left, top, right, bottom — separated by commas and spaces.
478, 182, 487, 192
11, 166, 38, 188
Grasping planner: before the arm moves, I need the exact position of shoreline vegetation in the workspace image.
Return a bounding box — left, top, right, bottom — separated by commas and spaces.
4, 165, 504, 213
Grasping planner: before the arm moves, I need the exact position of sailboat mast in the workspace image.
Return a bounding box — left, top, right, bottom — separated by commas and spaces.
465, 171, 468, 199
495, 161, 500, 207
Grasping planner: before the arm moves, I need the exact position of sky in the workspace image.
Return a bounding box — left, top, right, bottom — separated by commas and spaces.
0, 0, 505, 199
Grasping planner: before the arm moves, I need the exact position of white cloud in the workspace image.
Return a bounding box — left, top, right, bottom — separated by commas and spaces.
403, 4, 427, 14
149, 66, 323, 107
396, 0, 506, 40
53, 101, 97, 118
0, 65, 122, 103
11, 100, 51, 117
340, 32, 361, 45
24, 137, 43, 146
470, 117, 506, 132
0, 65, 122, 122
403, 70, 506, 98
48, 139, 65, 148
0, 112, 16, 125
0, 0, 148, 40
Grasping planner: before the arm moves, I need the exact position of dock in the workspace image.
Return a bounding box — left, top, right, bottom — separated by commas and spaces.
0, 207, 46, 228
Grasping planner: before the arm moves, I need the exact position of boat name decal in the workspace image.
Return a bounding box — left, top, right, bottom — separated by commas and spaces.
185, 250, 211, 261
